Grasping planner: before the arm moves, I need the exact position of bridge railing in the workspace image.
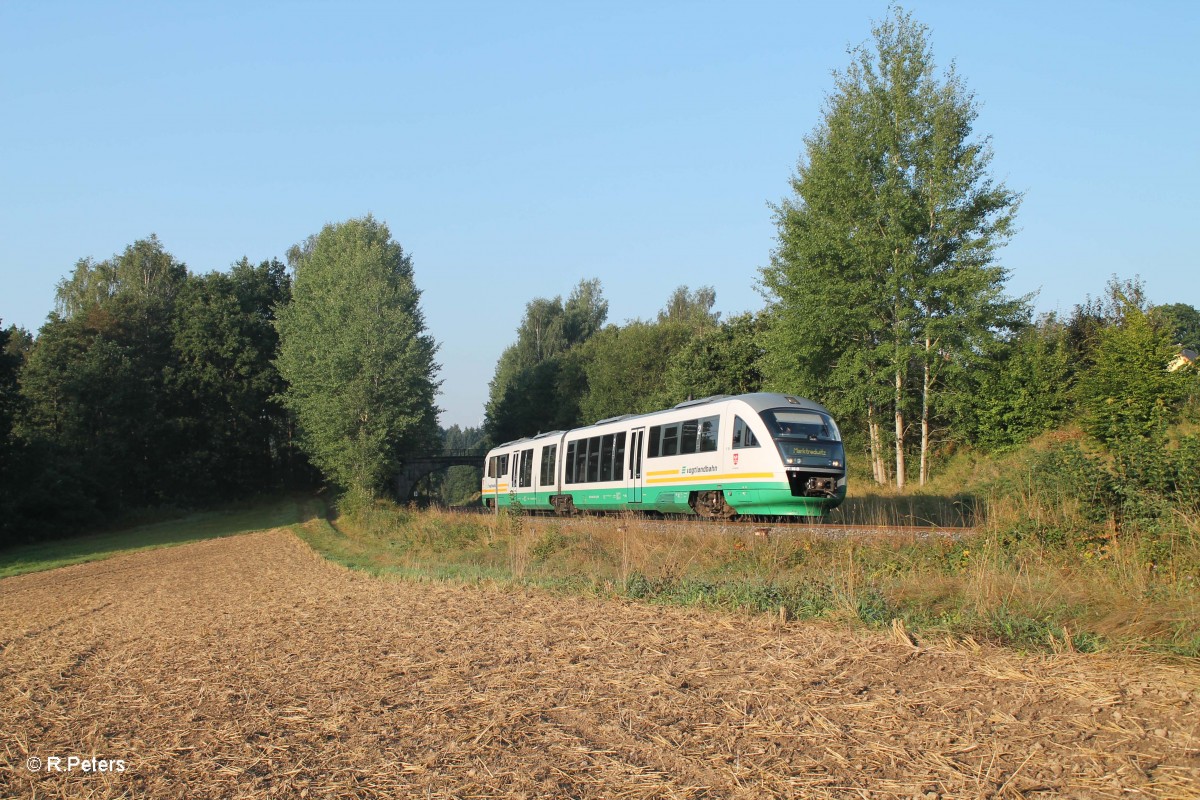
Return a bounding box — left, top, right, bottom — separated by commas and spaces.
441, 448, 488, 458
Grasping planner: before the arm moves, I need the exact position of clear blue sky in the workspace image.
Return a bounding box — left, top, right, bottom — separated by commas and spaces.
2, 1, 1197, 427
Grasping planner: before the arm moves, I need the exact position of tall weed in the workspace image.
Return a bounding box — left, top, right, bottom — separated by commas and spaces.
308, 489, 1199, 656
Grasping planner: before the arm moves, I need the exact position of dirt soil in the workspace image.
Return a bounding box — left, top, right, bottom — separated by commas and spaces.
1, 529, 1197, 799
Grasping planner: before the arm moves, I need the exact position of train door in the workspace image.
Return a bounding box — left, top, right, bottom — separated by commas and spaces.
511, 450, 522, 503
509, 450, 520, 502
627, 427, 645, 503
516, 447, 534, 503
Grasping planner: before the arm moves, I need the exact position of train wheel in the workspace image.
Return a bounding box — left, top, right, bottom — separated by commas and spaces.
691, 490, 737, 520
551, 495, 578, 516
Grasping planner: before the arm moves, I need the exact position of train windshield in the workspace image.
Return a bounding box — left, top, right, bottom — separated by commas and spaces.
759, 409, 841, 442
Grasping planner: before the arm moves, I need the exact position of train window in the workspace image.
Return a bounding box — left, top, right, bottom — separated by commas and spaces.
497, 454, 510, 476
614, 432, 626, 479
565, 442, 576, 483
698, 416, 719, 452
540, 444, 557, 486
760, 409, 840, 442
573, 441, 588, 484
586, 436, 601, 482
519, 448, 534, 488
680, 419, 698, 453
733, 416, 759, 449
648, 425, 661, 458
487, 456, 496, 478
661, 423, 680, 457
599, 435, 614, 482
572, 441, 589, 484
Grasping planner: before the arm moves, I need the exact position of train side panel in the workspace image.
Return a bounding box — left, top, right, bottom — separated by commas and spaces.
483, 393, 846, 517
556, 418, 638, 513
481, 432, 564, 511
635, 403, 732, 515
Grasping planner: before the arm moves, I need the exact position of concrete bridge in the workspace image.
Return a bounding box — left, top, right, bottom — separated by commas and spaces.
395, 448, 486, 501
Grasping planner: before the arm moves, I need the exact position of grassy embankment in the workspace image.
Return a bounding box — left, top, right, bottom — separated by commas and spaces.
0, 497, 305, 579
3, 433, 1194, 657
295, 432, 1199, 657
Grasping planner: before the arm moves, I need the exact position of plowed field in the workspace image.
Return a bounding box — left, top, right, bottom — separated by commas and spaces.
1, 529, 1197, 799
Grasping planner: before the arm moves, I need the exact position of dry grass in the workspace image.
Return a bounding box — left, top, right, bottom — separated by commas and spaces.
322, 504, 1200, 656
2, 526, 1198, 798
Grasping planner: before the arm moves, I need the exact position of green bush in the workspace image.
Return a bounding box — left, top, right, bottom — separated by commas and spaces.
530, 527, 569, 563
986, 605, 1101, 652
1026, 442, 1114, 524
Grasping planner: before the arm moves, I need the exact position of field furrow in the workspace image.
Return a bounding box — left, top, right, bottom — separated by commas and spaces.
1, 529, 1197, 798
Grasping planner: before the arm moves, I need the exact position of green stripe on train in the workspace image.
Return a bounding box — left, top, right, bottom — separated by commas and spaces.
484, 480, 844, 516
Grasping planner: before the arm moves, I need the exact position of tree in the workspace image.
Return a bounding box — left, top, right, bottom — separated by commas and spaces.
17, 238, 318, 529
760, 6, 1022, 487
1063, 277, 1160, 381
1077, 293, 1186, 446
969, 315, 1072, 449
18, 310, 160, 513
275, 216, 441, 506
514, 297, 570, 365
577, 321, 694, 422
483, 279, 607, 444
1155, 302, 1200, 352
168, 258, 298, 497
55, 235, 187, 318
0, 323, 22, 545
562, 278, 609, 345
664, 312, 765, 401
18, 238, 190, 512
443, 424, 485, 452
485, 356, 576, 443
3, 325, 32, 361
658, 285, 720, 332
0, 324, 23, 516
0, 324, 22, 448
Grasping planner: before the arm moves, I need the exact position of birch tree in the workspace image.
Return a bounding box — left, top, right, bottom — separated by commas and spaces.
761, 6, 1022, 487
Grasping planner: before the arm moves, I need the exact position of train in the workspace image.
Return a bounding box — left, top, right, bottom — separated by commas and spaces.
480, 393, 846, 518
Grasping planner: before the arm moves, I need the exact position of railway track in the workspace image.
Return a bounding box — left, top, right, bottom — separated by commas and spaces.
443, 504, 974, 538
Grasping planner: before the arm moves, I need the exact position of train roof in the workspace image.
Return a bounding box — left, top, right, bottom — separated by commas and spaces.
484, 393, 832, 453
591, 392, 835, 428
494, 429, 565, 448
728, 392, 832, 415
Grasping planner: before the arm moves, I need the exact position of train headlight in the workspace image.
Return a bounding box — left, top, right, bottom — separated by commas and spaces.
785, 457, 795, 465
832, 460, 841, 467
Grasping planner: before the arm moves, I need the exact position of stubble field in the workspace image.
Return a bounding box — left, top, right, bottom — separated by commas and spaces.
1, 528, 1197, 799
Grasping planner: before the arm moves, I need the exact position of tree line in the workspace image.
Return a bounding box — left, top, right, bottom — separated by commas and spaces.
0, 217, 444, 546
484, 8, 1199, 509
486, 278, 1197, 454
0, 238, 303, 543
3, 7, 1196, 544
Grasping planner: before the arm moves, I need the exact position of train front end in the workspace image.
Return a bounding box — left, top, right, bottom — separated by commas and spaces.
728, 395, 847, 518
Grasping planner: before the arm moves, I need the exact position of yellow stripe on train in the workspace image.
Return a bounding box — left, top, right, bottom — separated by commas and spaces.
646, 472, 776, 485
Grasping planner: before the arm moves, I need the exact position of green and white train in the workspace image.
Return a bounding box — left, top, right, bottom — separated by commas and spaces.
481, 393, 846, 518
